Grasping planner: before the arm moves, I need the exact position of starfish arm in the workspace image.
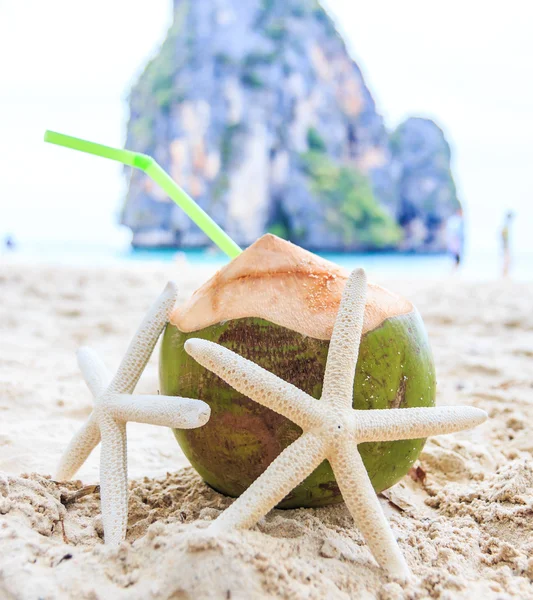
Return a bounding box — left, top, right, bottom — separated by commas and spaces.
98, 414, 128, 545
329, 439, 410, 579
355, 406, 488, 443
209, 432, 328, 533
109, 394, 210, 429
108, 281, 178, 395
55, 414, 101, 480
77, 346, 111, 397
322, 269, 367, 408
184, 338, 325, 429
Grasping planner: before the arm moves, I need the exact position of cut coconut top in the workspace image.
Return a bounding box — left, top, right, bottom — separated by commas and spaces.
171, 234, 413, 340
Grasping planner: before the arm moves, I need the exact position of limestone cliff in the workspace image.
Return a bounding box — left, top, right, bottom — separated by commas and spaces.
122, 0, 459, 251
391, 118, 460, 251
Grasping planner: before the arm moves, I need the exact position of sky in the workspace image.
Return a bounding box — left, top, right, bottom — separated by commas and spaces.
0, 0, 532, 254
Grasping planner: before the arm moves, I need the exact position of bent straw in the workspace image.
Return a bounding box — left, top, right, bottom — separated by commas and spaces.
44, 130, 242, 259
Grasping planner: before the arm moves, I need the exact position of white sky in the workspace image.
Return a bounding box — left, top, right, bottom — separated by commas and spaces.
0, 0, 532, 253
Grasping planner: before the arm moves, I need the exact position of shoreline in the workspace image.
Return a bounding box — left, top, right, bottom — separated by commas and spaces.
2, 241, 531, 281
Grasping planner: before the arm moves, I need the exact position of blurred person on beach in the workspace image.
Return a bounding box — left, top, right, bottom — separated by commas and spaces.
4, 234, 16, 251
446, 207, 464, 271
501, 211, 514, 278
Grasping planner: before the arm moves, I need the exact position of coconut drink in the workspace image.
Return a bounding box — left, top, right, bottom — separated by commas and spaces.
160, 234, 436, 508
42, 126, 437, 511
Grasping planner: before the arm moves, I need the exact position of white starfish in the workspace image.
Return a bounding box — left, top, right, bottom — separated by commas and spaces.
56, 282, 210, 546
184, 268, 487, 579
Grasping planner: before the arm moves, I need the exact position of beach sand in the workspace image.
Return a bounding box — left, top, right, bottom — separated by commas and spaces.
0, 261, 532, 599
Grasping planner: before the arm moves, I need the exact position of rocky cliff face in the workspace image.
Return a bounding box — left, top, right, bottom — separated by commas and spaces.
122, 0, 459, 251
391, 118, 460, 251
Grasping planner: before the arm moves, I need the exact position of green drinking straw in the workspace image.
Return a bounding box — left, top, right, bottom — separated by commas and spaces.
44, 130, 243, 259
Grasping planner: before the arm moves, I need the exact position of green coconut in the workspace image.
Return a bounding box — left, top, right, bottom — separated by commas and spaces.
159, 234, 436, 508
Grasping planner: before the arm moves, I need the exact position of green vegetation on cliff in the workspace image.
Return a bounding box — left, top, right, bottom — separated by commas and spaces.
301, 151, 403, 248
307, 127, 327, 152
129, 0, 189, 123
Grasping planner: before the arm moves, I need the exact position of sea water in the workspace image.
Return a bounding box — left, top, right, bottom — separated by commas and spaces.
2, 239, 531, 281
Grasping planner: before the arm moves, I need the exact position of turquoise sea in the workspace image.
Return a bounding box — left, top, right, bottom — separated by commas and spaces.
3, 239, 531, 281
